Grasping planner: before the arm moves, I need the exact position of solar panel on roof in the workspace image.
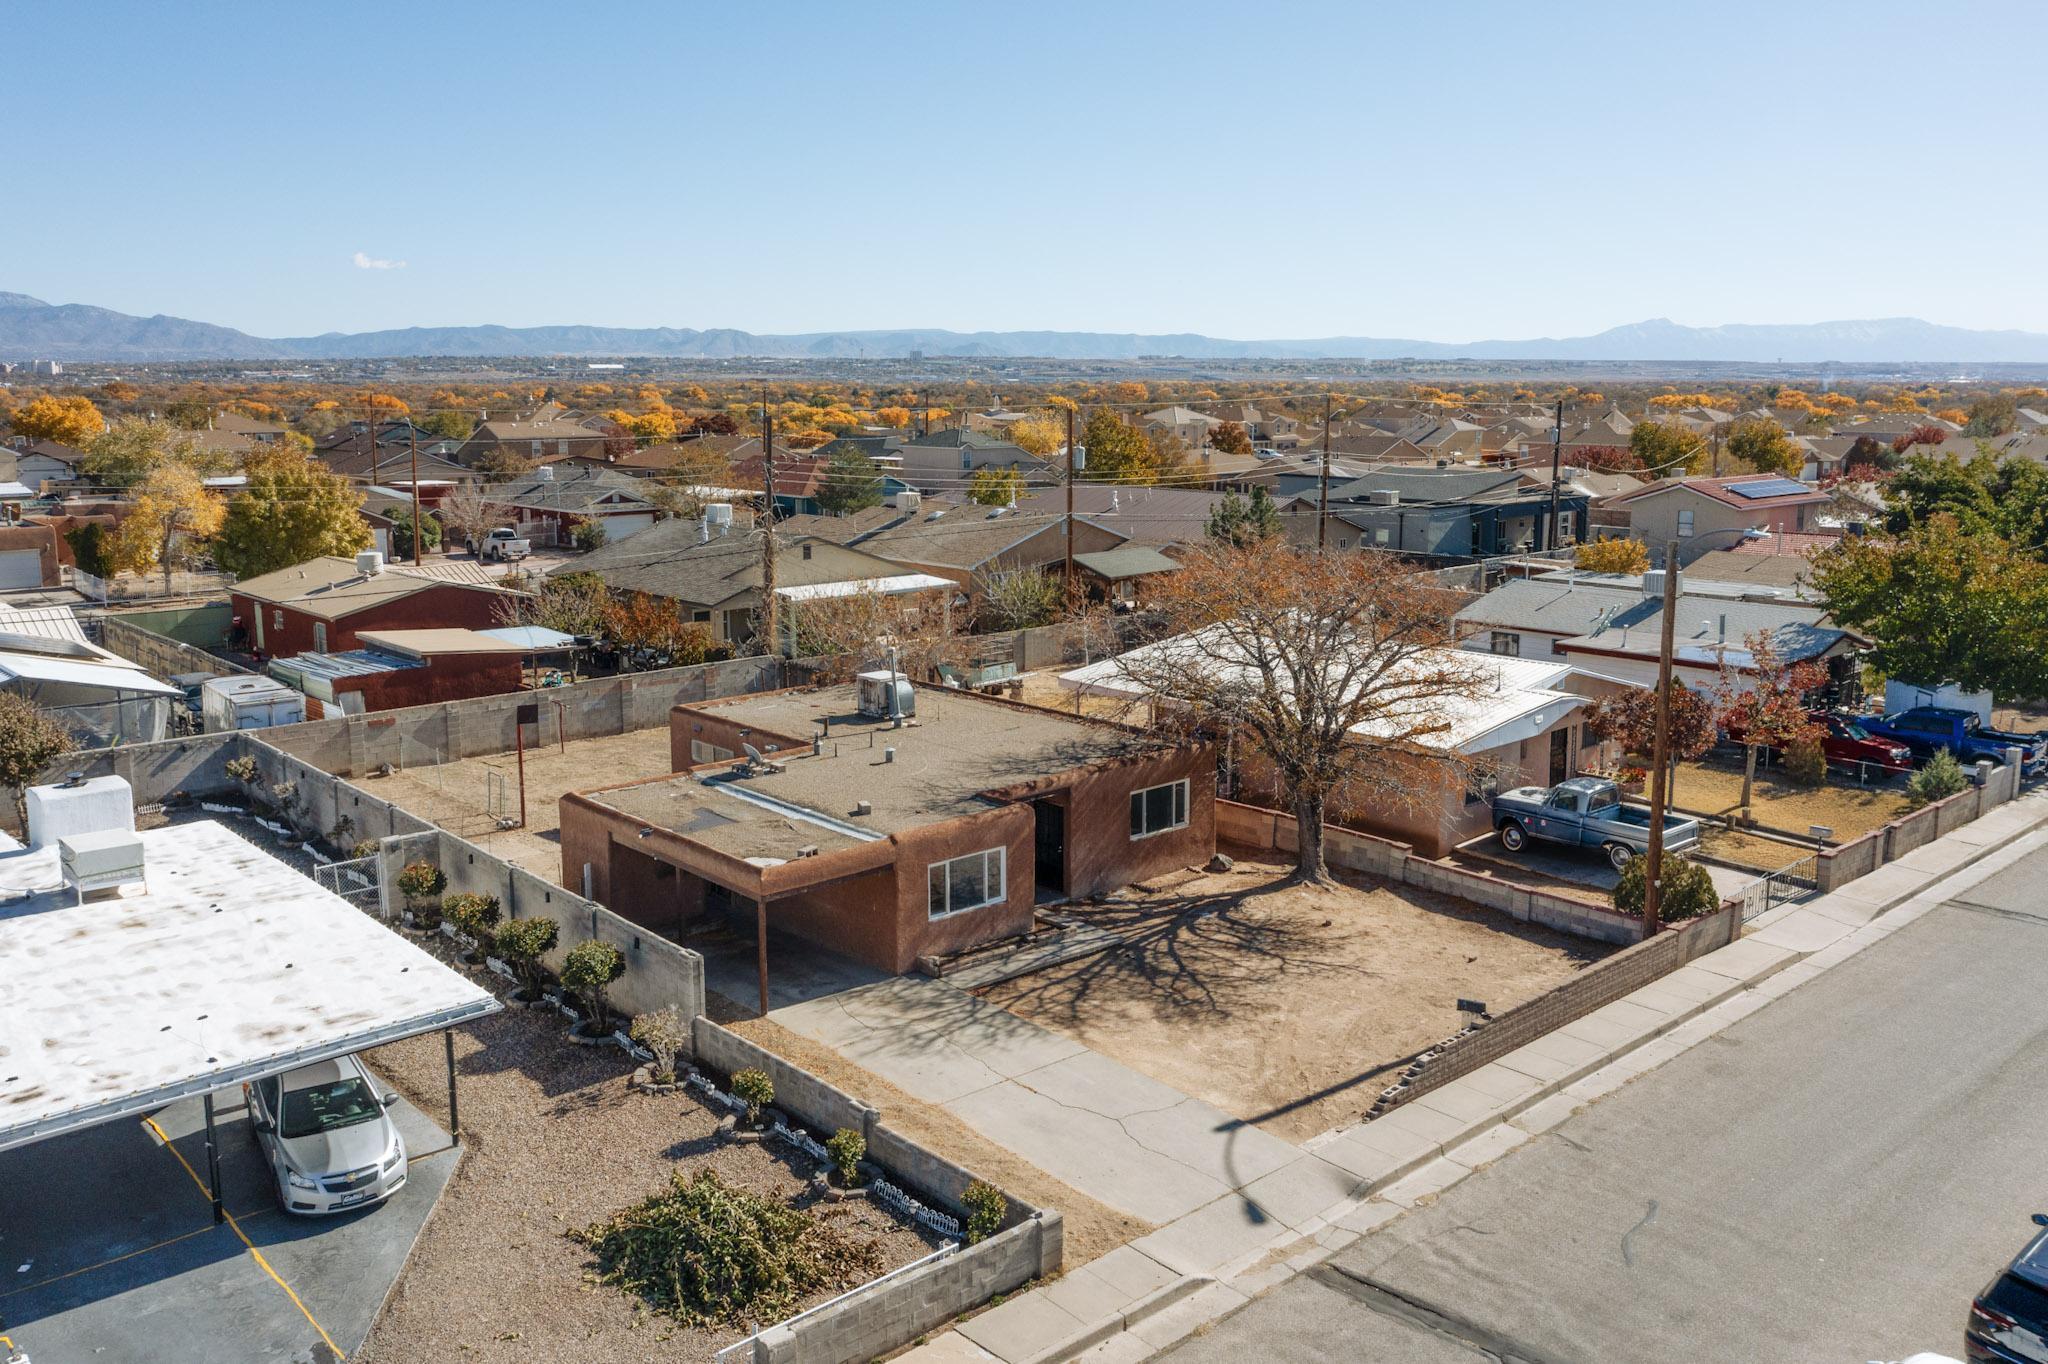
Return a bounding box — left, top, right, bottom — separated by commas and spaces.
1726, 477, 1811, 499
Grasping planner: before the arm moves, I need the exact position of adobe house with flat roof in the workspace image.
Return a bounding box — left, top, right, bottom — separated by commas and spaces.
558, 678, 1215, 998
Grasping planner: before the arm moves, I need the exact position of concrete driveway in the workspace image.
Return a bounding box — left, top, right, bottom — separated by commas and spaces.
1451, 832, 1759, 901
0, 1088, 454, 1364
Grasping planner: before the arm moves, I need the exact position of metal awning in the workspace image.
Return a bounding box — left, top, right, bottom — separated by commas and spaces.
774, 573, 954, 601
0, 820, 500, 1155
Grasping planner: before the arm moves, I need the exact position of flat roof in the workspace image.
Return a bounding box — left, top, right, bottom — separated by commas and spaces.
0, 821, 500, 1151
355, 627, 529, 656
585, 683, 1155, 864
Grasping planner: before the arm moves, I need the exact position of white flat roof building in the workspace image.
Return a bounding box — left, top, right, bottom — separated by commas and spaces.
0, 819, 498, 1154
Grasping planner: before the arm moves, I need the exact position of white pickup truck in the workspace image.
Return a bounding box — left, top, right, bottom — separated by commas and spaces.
477, 526, 531, 561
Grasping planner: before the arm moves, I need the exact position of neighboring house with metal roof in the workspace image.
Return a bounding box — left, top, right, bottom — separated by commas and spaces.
567, 519, 929, 646
853, 507, 1127, 591
268, 627, 526, 714
489, 464, 662, 545
1608, 475, 1832, 565
1453, 575, 1860, 695
228, 554, 514, 659
1064, 634, 1591, 856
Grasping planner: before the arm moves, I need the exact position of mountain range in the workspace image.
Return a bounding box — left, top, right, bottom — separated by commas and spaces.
5, 291, 2048, 364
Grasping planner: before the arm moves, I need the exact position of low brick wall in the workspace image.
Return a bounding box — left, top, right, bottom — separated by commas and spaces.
687, 1018, 1059, 1364
753, 1217, 1058, 1364
1219, 799, 1644, 946
1815, 763, 2022, 891
1383, 901, 1743, 1112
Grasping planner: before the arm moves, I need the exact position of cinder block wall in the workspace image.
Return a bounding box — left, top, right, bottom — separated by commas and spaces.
99, 615, 252, 682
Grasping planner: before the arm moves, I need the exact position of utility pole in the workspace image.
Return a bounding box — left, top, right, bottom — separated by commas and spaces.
408, 422, 423, 566
1543, 398, 1563, 553
1317, 392, 1332, 551
1711, 428, 1723, 477
1063, 404, 1076, 598
1642, 541, 1681, 934
759, 405, 779, 658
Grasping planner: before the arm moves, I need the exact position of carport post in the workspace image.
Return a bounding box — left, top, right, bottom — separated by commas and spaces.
444, 1029, 461, 1143
756, 896, 770, 1017
201, 1092, 225, 1224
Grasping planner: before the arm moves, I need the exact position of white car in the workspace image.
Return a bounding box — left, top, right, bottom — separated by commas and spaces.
244, 1055, 408, 1215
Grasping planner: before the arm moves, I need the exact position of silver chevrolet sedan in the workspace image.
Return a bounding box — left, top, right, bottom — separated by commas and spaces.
243, 1055, 408, 1215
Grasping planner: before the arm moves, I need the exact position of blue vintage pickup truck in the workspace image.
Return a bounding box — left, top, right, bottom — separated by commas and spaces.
1491, 777, 1702, 871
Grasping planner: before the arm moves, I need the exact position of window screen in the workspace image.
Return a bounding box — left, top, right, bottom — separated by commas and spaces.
1129, 779, 1190, 838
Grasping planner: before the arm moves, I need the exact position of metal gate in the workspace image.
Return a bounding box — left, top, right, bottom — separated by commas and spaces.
1747, 853, 1819, 920
314, 854, 380, 905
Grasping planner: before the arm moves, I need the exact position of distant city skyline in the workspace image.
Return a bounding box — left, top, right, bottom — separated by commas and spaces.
8, 0, 2046, 341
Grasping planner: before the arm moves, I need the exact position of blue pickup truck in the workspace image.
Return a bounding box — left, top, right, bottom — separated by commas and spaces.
1857, 707, 2047, 774
1492, 777, 1702, 871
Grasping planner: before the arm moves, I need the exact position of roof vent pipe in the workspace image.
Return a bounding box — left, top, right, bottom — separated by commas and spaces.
883, 746, 896, 764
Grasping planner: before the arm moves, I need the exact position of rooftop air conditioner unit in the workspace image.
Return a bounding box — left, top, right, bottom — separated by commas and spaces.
856, 669, 915, 720
536, 464, 554, 481
355, 550, 385, 576
1367, 489, 1400, 506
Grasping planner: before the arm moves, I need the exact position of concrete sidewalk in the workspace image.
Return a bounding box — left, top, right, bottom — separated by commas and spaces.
892, 788, 2048, 1364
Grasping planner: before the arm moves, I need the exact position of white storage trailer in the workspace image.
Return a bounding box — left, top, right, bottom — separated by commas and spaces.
199, 674, 305, 733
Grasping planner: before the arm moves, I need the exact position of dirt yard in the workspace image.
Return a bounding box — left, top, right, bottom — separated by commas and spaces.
363, 726, 681, 882
1668, 755, 1912, 840
977, 850, 1613, 1143
356, 1005, 942, 1364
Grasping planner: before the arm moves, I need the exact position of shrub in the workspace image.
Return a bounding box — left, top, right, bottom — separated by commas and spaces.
1907, 747, 1969, 808
1611, 853, 1721, 922
495, 916, 559, 997
731, 1068, 775, 1125
630, 1005, 690, 1084
963, 1181, 1007, 1244
825, 1128, 865, 1186
1783, 736, 1827, 788
395, 860, 446, 909
571, 519, 609, 552
224, 754, 259, 785
561, 939, 626, 1032
570, 1169, 881, 1326
441, 892, 502, 949
350, 838, 378, 860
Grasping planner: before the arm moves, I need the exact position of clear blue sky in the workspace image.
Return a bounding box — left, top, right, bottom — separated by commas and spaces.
9, 0, 2045, 341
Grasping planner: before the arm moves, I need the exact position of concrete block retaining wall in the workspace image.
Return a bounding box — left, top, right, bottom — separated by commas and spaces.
3, 730, 247, 830
1388, 902, 1743, 1111
1219, 800, 1645, 946
97, 614, 251, 682
689, 1017, 1060, 1364
1816, 764, 2021, 891
263, 655, 788, 776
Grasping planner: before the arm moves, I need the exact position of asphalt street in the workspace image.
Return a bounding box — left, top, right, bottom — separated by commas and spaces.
1165, 840, 2048, 1364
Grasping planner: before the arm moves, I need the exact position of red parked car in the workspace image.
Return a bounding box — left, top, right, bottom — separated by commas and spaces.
1722, 711, 1913, 775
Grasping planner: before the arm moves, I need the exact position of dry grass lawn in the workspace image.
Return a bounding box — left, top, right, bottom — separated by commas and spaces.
977, 850, 1612, 1143
1668, 756, 1912, 841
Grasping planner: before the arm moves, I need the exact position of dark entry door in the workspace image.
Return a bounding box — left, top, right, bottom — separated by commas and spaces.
1549, 728, 1571, 784
1032, 799, 1065, 895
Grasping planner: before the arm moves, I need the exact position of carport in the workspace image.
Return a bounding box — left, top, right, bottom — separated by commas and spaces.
0, 819, 499, 1359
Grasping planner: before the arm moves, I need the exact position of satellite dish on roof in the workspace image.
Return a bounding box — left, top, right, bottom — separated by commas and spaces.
742, 742, 764, 764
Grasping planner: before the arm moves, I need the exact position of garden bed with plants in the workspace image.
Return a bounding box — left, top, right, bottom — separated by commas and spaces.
353, 1001, 948, 1364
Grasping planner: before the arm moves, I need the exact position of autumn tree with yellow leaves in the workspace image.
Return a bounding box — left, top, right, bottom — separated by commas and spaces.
113, 464, 227, 594
7, 395, 105, 447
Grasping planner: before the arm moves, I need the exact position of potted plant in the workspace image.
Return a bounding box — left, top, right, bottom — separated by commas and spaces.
1616, 764, 1648, 795
494, 916, 559, 1003
561, 939, 626, 1039
441, 892, 502, 960
395, 861, 447, 929
629, 1005, 689, 1088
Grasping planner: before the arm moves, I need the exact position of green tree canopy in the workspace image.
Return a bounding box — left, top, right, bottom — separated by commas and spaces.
967, 465, 1025, 507
212, 446, 372, 578
1725, 418, 1801, 476
1811, 513, 2048, 699
388, 506, 443, 560
1627, 421, 1696, 477
1206, 485, 1282, 546
814, 446, 882, 516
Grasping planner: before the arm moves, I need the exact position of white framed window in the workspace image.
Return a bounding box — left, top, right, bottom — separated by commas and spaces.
690, 740, 734, 764
929, 848, 1005, 918
530, 440, 543, 457
1489, 631, 1520, 657
1129, 779, 1190, 840
1677, 508, 1695, 538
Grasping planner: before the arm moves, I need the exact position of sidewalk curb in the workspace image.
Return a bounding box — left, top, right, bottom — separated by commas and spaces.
1028, 1276, 1212, 1364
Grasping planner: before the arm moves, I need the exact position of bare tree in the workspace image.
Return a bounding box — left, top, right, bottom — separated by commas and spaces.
1108, 541, 1490, 884
439, 482, 511, 554
789, 586, 960, 682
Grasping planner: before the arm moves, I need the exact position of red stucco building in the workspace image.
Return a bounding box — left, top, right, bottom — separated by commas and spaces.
228, 555, 515, 659
559, 679, 1215, 995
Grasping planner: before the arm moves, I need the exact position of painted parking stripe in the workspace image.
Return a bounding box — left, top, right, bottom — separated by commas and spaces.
140, 1116, 343, 1360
